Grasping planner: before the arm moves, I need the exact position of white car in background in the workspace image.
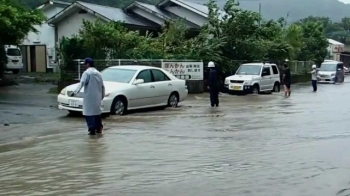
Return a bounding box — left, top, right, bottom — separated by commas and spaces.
224, 63, 281, 94
5, 45, 23, 74
57, 66, 188, 115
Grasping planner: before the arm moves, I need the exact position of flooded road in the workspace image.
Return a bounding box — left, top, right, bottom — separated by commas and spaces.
1, 82, 350, 195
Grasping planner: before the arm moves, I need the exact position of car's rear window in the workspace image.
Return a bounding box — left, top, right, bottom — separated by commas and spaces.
6, 48, 21, 56
101, 68, 137, 83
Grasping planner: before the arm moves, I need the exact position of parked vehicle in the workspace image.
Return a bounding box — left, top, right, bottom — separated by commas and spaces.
224, 63, 280, 94
317, 61, 344, 83
5, 45, 23, 74
58, 65, 188, 115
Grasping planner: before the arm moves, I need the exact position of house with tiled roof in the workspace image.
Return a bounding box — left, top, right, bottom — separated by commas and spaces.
21, 0, 70, 72
47, 0, 213, 42
24, 0, 214, 72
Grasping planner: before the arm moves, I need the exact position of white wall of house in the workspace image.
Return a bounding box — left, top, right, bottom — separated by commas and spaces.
23, 6, 63, 46
164, 6, 207, 26
22, 6, 65, 69
327, 39, 344, 61
327, 44, 344, 61
56, 11, 98, 41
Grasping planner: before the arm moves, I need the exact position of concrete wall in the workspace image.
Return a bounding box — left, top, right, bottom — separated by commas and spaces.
56, 11, 98, 40
291, 74, 311, 84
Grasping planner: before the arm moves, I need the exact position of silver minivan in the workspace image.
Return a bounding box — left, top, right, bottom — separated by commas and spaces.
317, 61, 344, 84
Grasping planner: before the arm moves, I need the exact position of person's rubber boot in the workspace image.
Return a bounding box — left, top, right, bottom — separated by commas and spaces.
88, 128, 96, 135
97, 126, 103, 134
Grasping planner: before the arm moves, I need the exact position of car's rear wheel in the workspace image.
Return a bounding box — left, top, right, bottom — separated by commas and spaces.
167, 92, 179, 107
110, 96, 127, 115
273, 82, 280, 92
12, 70, 19, 74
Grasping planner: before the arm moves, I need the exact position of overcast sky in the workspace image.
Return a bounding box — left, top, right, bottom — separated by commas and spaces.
339, 0, 350, 3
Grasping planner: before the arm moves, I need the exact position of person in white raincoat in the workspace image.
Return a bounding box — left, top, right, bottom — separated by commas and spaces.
70, 58, 105, 135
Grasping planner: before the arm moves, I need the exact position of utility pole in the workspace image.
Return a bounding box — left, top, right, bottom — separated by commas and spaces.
258, 2, 261, 26
238, 0, 262, 26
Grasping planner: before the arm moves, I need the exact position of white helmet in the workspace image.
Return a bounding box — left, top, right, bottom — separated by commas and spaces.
312, 64, 316, 68
208, 61, 215, 67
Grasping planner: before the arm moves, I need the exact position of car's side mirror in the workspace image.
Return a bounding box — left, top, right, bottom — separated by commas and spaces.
133, 79, 144, 85
261, 71, 267, 76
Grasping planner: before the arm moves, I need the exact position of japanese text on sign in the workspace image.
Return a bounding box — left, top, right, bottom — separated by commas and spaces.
161, 62, 203, 80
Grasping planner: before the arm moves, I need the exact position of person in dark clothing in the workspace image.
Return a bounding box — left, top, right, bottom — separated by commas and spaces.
283, 63, 292, 97
207, 61, 219, 107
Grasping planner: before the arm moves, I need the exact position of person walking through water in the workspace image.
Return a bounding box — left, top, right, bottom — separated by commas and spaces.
207, 61, 219, 107
283, 62, 292, 97
70, 58, 105, 135
310, 64, 318, 92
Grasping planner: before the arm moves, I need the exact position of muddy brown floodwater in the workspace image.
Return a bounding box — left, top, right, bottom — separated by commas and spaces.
1, 81, 350, 196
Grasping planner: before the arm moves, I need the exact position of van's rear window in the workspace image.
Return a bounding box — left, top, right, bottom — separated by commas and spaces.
7, 48, 21, 56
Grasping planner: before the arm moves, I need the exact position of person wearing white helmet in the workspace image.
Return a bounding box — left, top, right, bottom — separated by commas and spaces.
207, 61, 219, 107
310, 64, 318, 92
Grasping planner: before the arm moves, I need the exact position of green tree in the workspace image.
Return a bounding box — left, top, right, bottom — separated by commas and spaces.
0, 0, 45, 77
297, 21, 328, 65
75, 19, 225, 63
205, 0, 264, 67
283, 23, 304, 59
205, 0, 294, 68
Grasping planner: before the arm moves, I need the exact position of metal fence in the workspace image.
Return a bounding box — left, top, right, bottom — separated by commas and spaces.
229, 60, 314, 74
288, 61, 314, 74
59, 59, 314, 80
62, 59, 202, 80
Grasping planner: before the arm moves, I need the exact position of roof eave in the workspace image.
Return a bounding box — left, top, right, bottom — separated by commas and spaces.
124, 1, 138, 10
36, 0, 71, 10
47, 2, 111, 25
158, 0, 208, 18
132, 2, 171, 21
172, 0, 208, 17
157, 0, 171, 7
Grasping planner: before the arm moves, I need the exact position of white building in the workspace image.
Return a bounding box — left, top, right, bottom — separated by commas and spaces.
327, 38, 345, 61
22, 0, 70, 70
46, 0, 211, 49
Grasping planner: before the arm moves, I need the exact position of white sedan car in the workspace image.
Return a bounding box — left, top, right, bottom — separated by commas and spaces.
57, 65, 188, 115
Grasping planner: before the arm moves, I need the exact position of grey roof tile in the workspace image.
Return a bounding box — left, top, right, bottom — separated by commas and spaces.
178, 0, 209, 15
132, 1, 200, 28
77, 1, 151, 26
51, 0, 71, 6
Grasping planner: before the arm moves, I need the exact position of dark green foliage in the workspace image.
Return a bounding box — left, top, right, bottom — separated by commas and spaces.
0, 0, 45, 78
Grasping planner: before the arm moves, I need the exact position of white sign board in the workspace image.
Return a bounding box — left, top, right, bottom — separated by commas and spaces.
161, 61, 203, 80
332, 44, 344, 53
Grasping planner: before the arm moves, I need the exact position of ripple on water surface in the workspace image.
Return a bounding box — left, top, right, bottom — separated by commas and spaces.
1, 83, 350, 195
